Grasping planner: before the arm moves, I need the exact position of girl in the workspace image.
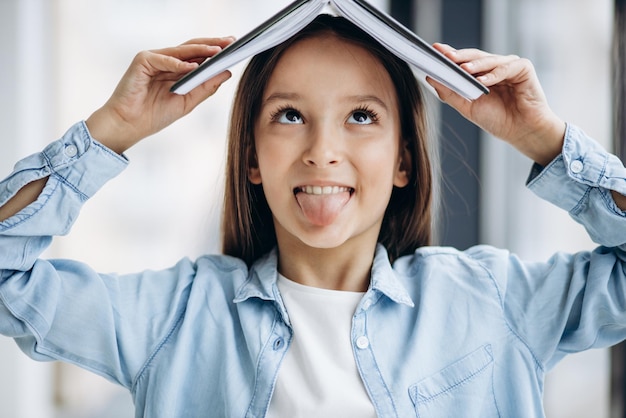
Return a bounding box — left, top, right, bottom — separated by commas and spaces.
1, 14, 626, 418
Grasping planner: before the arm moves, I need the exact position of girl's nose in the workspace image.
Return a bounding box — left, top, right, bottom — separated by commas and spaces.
302, 124, 342, 167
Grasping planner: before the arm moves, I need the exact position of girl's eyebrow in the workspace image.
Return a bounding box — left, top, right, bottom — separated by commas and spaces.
349, 95, 389, 111
262, 92, 389, 111
262, 92, 301, 106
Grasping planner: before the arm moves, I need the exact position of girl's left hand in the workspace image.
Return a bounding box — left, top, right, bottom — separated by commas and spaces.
428, 44, 566, 166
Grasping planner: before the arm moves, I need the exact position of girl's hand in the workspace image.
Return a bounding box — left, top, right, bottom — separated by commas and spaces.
428, 44, 566, 166
86, 37, 235, 154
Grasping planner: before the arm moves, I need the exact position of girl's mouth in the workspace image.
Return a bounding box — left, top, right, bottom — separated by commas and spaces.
293, 185, 354, 226
293, 185, 354, 195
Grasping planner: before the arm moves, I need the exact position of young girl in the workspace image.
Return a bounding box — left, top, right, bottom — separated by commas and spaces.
1, 14, 625, 418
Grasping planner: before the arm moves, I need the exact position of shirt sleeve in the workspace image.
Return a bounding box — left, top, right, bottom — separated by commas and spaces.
0, 122, 193, 388
483, 124, 626, 369
527, 123, 626, 249
0, 121, 128, 270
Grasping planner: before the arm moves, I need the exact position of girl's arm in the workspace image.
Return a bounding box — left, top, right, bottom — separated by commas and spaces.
613, 189, 626, 209
0, 38, 234, 385
0, 38, 234, 222
430, 53, 626, 363
0, 178, 47, 221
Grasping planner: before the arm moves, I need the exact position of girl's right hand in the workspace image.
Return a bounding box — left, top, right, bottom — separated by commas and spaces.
85, 37, 234, 154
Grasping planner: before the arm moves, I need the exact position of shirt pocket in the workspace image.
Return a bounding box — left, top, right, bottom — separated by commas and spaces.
408, 344, 500, 418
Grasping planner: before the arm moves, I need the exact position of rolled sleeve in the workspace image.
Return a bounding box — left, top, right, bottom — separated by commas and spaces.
0, 121, 128, 270
527, 124, 626, 248
0, 121, 127, 233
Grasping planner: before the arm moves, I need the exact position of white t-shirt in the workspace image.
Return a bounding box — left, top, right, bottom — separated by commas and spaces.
266, 274, 377, 418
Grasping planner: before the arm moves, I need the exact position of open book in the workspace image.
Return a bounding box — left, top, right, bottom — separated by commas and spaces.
170, 0, 489, 100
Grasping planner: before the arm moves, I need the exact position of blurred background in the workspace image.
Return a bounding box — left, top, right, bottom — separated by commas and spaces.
0, 0, 618, 416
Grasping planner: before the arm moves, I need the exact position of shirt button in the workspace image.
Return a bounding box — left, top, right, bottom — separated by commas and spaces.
64, 144, 78, 158
570, 160, 584, 174
356, 336, 370, 349
362, 300, 372, 310
273, 337, 284, 351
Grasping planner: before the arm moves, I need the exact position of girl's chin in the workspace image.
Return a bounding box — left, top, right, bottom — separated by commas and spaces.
295, 235, 351, 251
274, 215, 382, 253
276, 226, 350, 251
287, 227, 375, 253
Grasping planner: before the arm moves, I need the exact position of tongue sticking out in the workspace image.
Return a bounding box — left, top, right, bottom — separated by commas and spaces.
295, 190, 351, 226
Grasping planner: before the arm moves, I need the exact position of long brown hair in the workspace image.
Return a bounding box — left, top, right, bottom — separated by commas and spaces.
222, 14, 432, 266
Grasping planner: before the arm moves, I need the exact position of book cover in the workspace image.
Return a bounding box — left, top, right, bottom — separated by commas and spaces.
170, 0, 488, 100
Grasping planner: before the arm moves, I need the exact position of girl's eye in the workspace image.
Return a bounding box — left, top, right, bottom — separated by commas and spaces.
273, 109, 304, 124
348, 109, 377, 125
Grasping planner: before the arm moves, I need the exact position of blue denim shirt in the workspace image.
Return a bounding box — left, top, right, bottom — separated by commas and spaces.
1, 121, 626, 417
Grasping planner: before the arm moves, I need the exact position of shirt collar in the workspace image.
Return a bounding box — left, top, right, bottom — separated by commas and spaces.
233, 248, 280, 304
233, 244, 414, 308
369, 244, 415, 307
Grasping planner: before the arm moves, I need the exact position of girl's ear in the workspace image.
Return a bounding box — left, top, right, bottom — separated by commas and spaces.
248, 149, 262, 185
393, 141, 411, 188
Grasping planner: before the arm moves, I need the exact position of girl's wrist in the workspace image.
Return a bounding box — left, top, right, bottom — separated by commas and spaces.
536, 117, 566, 166
518, 115, 566, 167
85, 107, 135, 155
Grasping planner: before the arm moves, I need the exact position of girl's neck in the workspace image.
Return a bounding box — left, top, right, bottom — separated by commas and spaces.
276, 239, 377, 292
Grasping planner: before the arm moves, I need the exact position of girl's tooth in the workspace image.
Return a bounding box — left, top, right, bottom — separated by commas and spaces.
301, 185, 349, 194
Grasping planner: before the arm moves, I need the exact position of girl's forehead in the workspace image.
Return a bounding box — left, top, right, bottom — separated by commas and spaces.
265, 34, 395, 97
278, 33, 382, 67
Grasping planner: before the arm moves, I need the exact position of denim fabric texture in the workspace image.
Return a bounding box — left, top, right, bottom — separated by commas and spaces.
1, 122, 625, 417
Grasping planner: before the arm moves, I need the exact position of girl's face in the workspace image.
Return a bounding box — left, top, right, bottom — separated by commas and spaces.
250, 34, 409, 253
